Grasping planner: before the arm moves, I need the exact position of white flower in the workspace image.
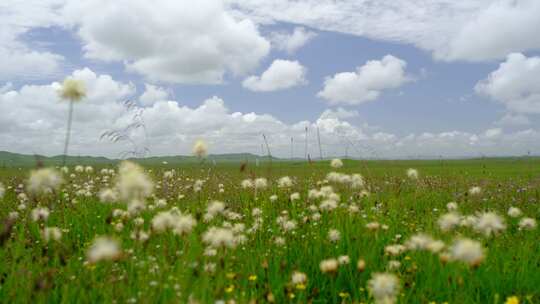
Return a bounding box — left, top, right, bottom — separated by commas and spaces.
406, 168, 418, 179
328, 229, 341, 243
330, 158, 343, 168
518, 218, 537, 231
192, 140, 208, 158
438, 212, 461, 232
291, 271, 307, 285
384, 244, 407, 256
202, 227, 236, 249
469, 186, 482, 196
368, 272, 400, 304
87, 237, 121, 263
254, 178, 268, 190
98, 188, 117, 203
31, 207, 50, 222
507, 207, 522, 218
319, 258, 338, 273
277, 176, 293, 188
174, 214, 197, 235
0, 182, 5, 198
116, 161, 153, 204
449, 238, 484, 266
27, 168, 63, 194
446, 202, 458, 211
42, 227, 62, 242
474, 212, 506, 237
338, 255, 350, 265
59, 78, 86, 102
241, 179, 254, 189
269, 194, 278, 202
290, 192, 300, 201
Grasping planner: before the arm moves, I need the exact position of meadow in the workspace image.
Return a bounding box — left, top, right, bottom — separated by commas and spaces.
0, 158, 539, 303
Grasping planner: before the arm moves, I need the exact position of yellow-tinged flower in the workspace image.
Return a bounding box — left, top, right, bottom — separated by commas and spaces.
505, 296, 519, 304
59, 78, 86, 102
248, 275, 257, 281
339, 292, 350, 298
295, 284, 306, 290
225, 285, 235, 293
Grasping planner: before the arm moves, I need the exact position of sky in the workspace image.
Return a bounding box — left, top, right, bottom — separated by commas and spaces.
2, 0, 540, 159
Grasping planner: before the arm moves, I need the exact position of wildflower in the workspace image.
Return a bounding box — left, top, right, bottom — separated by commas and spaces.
406, 168, 418, 179
0, 182, 5, 198
474, 212, 506, 237
269, 194, 278, 202
319, 258, 339, 273
277, 176, 293, 188
98, 188, 117, 203
42, 227, 62, 242
357, 259, 366, 272
290, 192, 300, 201
518, 218, 537, 231
385, 244, 407, 256
469, 186, 482, 196
505, 296, 519, 304
387, 260, 401, 270
338, 255, 350, 265
116, 161, 153, 205
27, 168, 63, 194
192, 140, 208, 158
174, 214, 197, 235
86, 236, 121, 263
351, 173, 365, 188
241, 179, 254, 189
438, 212, 461, 232
367, 272, 400, 304
366, 221, 381, 231
507, 207, 522, 218
254, 178, 268, 190
446, 202, 458, 211
449, 238, 485, 267
330, 158, 343, 168
31, 207, 50, 222
59, 78, 86, 102
202, 227, 236, 249
291, 271, 307, 285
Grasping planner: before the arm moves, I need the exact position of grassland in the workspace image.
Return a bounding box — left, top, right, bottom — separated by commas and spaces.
0, 158, 539, 303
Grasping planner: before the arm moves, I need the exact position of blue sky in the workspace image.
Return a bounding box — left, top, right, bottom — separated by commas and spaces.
2, 1, 540, 158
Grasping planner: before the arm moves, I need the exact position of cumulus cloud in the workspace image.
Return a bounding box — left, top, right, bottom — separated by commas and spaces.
0, 68, 134, 156
62, 0, 270, 84
139, 84, 169, 106
2, 67, 540, 159
443, 0, 540, 61
317, 55, 408, 105
227, 0, 540, 62
0, 0, 66, 80
269, 27, 317, 54
475, 53, 540, 114
496, 113, 530, 126
242, 59, 307, 92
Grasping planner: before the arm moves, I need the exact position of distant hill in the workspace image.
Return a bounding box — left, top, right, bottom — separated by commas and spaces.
0, 151, 276, 167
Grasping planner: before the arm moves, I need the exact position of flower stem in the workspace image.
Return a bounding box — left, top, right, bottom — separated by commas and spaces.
62, 101, 74, 166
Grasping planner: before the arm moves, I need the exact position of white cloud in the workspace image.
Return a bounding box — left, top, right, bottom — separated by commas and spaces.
317, 55, 408, 105
443, 1, 540, 61
62, 0, 270, 84
0, 68, 134, 156
496, 113, 530, 126
0, 0, 66, 80
319, 108, 359, 120
270, 27, 317, 54
227, 0, 540, 62
3, 67, 540, 159
139, 84, 169, 106
475, 53, 540, 114
242, 59, 307, 92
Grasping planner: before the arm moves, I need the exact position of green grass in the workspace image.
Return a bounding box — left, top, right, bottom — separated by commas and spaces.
0, 158, 539, 303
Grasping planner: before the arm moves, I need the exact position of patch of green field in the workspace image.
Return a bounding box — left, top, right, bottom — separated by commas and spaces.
0, 159, 539, 303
